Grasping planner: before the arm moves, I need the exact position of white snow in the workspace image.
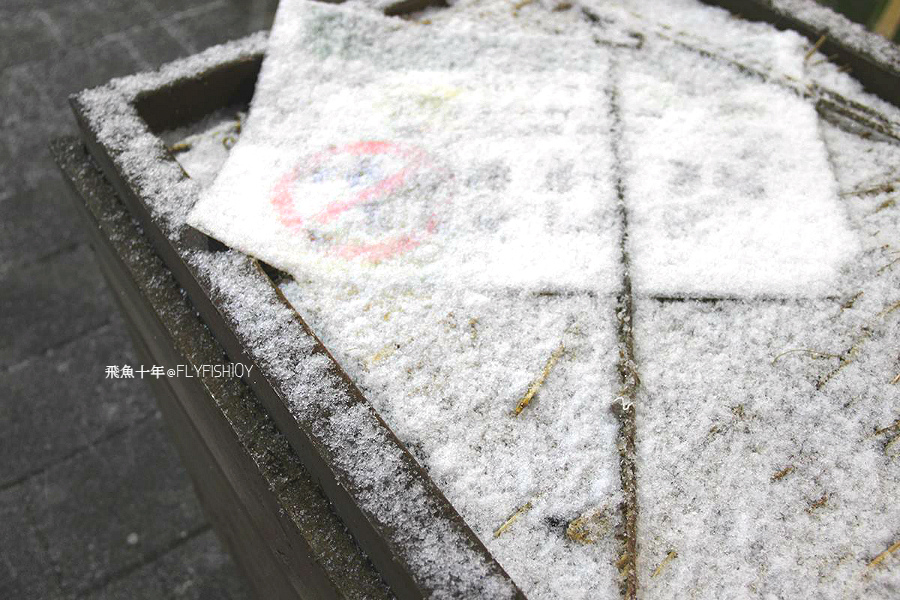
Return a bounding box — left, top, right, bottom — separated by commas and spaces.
619, 36, 858, 297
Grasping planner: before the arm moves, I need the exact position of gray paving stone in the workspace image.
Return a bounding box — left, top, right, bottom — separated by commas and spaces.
0, 243, 116, 367
0, 63, 54, 133
0, 176, 87, 270
0, 2, 259, 596
0, 317, 155, 488
2, 44, 142, 190
0, 484, 62, 599
42, 0, 156, 52
166, 0, 275, 52
23, 414, 210, 595
81, 530, 252, 600
0, 146, 23, 201
0, 8, 64, 71
0, 64, 61, 193
114, 23, 195, 69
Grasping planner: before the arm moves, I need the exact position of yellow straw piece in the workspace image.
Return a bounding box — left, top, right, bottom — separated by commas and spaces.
651, 550, 678, 578
514, 343, 565, 416
868, 539, 900, 571
804, 35, 827, 61
493, 501, 533, 538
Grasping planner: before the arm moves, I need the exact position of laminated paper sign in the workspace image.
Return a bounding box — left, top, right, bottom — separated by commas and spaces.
188, 0, 857, 298
188, 2, 621, 294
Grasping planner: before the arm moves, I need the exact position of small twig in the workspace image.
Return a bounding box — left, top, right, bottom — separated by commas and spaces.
867, 539, 900, 571
512, 0, 534, 14
772, 465, 795, 481
841, 291, 864, 309
168, 141, 192, 154
804, 35, 827, 62
821, 300, 900, 388
772, 348, 842, 364
651, 550, 678, 578
875, 198, 896, 213
817, 339, 867, 390
873, 418, 900, 437
514, 343, 565, 416
877, 256, 900, 274
840, 179, 899, 198
891, 372, 900, 385
566, 506, 612, 544
493, 501, 533, 538
807, 494, 829, 513
886, 435, 900, 458
877, 299, 900, 318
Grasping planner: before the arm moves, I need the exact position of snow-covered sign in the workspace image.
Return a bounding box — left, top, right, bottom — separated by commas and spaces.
188, 1, 857, 299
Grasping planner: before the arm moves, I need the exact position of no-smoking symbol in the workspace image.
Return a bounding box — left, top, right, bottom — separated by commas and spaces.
272, 140, 450, 263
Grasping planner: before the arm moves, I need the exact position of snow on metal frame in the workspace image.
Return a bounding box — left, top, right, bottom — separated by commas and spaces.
70, 32, 522, 600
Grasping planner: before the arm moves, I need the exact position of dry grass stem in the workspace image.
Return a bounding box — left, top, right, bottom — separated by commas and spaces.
886, 435, 900, 458
514, 343, 565, 416
877, 299, 900, 318
651, 550, 678, 578
512, 0, 534, 13
772, 349, 841, 364
566, 506, 612, 544
873, 418, 900, 437
877, 256, 900, 274
818, 331, 873, 390
804, 35, 827, 61
875, 198, 896, 212
168, 141, 191, 153
808, 494, 829, 513
772, 465, 795, 481
867, 539, 900, 571
839, 179, 898, 198
493, 501, 533, 538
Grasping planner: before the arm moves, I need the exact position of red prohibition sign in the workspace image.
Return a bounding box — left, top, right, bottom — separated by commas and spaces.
271, 140, 440, 263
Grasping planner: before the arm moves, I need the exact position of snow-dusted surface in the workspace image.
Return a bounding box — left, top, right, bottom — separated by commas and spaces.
619, 37, 857, 297
189, 0, 862, 298
90, 0, 900, 597
636, 117, 900, 599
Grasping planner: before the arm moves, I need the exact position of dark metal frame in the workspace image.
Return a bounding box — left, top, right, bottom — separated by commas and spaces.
52, 138, 394, 600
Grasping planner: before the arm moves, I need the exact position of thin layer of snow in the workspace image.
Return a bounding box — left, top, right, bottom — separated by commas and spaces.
170, 102, 624, 599
634, 97, 900, 600
635, 296, 900, 599
279, 279, 624, 599
159, 108, 244, 189
190, 250, 520, 599
188, 3, 626, 596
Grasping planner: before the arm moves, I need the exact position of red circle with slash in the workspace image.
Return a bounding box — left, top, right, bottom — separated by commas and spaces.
272, 140, 444, 263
